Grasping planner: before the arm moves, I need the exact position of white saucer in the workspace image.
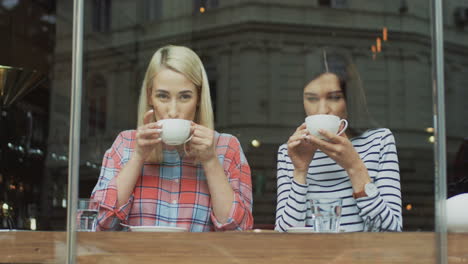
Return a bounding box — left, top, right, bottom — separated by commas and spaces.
285, 227, 317, 233
286, 227, 345, 233
125, 225, 187, 232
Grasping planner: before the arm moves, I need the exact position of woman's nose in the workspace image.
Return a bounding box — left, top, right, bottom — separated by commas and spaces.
167, 100, 178, 118
317, 100, 330, 114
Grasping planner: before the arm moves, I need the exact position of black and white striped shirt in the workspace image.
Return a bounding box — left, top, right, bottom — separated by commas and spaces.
275, 128, 402, 232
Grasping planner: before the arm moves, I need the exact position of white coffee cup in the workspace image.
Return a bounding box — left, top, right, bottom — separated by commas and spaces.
305, 114, 348, 140
447, 193, 468, 232
159, 119, 192, 145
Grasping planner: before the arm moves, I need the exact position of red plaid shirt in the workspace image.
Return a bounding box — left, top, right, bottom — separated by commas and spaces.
91, 130, 253, 232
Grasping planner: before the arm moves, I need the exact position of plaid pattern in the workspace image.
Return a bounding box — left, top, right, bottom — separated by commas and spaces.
91, 130, 253, 232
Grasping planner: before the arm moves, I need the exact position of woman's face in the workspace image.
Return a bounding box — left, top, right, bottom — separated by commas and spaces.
150, 68, 198, 121
303, 73, 347, 119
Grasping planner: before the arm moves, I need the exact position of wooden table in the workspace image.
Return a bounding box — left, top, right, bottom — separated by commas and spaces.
1, 231, 467, 263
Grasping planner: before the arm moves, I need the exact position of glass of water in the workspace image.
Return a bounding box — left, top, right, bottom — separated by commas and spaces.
363, 215, 382, 232
77, 198, 99, 232
310, 198, 342, 233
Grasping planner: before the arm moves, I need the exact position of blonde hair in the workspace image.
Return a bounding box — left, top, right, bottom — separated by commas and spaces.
137, 45, 214, 162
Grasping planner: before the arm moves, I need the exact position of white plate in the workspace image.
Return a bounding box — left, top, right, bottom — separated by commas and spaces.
126, 225, 188, 232
286, 227, 317, 233
286, 227, 345, 233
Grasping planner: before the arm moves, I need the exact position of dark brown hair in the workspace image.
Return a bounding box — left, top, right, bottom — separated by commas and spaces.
306, 48, 377, 137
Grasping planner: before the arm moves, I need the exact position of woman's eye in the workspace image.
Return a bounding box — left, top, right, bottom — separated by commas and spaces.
329, 95, 343, 101
180, 94, 192, 100
156, 94, 169, 99
306, 97, 319, 102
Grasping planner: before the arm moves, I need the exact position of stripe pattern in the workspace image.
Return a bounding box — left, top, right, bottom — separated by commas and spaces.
91, 130, 253, 232
275, 128, 402, 232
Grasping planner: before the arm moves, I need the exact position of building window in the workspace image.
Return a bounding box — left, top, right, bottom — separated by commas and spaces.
92, 0, 111, 33
86, 75, 107, 136
141, 0, 163, 22
319, 0, 347, 8
327, 53, 347, 79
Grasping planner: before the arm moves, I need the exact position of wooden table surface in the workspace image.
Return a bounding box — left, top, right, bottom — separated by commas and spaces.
0, 231, 467, 263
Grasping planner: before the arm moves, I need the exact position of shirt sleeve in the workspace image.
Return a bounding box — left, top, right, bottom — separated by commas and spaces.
90, 132, 135, 231
210, 135, 254, 231
274, 145, 309, 232
355, 129, 403, 231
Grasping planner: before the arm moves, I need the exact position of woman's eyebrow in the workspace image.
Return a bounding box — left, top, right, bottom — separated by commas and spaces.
179, 90, 194, 94
304, 92, 318, 96
154, 89, 169, 94
328, 90, 344, 95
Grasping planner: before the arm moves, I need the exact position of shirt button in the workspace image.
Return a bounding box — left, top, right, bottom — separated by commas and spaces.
175, 179, 179, 183
172, 200, 177, 204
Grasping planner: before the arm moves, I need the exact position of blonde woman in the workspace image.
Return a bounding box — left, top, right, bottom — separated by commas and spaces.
91, 45, 253, 232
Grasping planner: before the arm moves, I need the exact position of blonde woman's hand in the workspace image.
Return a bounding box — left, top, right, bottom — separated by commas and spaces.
133, 110, 162, 162
287, 123, 318, 178
188, 122, 216, 163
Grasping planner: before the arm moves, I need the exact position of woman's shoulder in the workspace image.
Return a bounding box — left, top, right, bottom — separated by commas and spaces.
214, 132, 249, 163
214, 132, 245, 152
278, 143, 288, 154
352, 128, 393, 141
110, 130, 137, 148
118, 129, 137, 138
276, 143, 290, 164
115, 129, 136, 141
215, 132, 238, 145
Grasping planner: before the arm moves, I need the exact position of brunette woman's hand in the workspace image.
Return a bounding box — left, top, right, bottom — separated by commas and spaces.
307, 129, 371, 191
287, 123, 318, 181
306, 129, 362, 171
133, 110, 162, 162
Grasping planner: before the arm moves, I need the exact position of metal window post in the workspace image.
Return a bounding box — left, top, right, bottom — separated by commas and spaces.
431, 0, 447, 263
67, 0, 84, 263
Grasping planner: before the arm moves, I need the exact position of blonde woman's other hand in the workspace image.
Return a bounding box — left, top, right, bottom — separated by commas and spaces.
134, 110, 162, 162
188, 122, 216, 163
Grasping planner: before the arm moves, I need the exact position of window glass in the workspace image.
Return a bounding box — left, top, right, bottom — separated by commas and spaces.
0, 0, 71, 241
1, 0, 447, 242
69, 0, 435, 232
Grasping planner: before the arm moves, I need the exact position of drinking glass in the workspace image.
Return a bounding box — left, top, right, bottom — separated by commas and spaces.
77, 198, 99, 232
310, 198, 342, 233
362, 215, 383, 232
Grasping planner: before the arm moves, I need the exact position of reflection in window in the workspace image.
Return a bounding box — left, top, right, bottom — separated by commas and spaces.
1, 0, 20, 10
141, 0, 163, 22
92, 0, 111, 33
449, 139, 468, 197
318, 0, 347, 8
86, 75, 107, 137
201, 56, 217, 122
42, 0, 452, 232
0, 0, 57, 231
193, 0, 219, 13
326, 53, 347, 80
454, 7, 468, 28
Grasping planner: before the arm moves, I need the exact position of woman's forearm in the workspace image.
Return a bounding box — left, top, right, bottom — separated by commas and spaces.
293, 169, 308, 184
202, 156, 234, 224
116, 155, 145, 207
347, 162, 371, 193
275, 180, 308, 231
